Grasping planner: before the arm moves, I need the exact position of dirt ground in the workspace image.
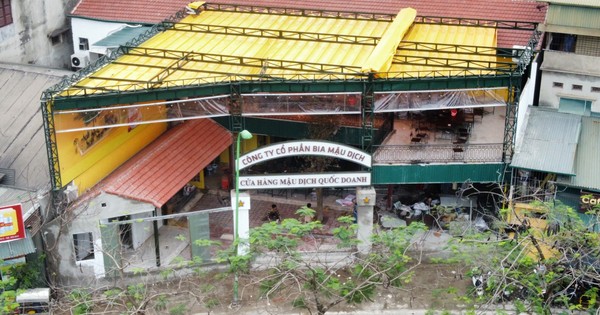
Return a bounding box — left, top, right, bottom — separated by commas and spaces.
52, 259, 474, 315
168, 260, 473, 314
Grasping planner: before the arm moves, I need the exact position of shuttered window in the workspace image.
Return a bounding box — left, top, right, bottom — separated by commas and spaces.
0, 0, 12, 28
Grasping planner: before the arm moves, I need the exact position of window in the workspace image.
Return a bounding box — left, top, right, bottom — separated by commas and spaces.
73, 232, 95, 261
0, 0, 12, 27
559, 97, 592, 116
552, 82, 564, 88
78, 37, 89, 51
572, 84, 583, 91
549, 33, 577, 52
592, 87, 600, 93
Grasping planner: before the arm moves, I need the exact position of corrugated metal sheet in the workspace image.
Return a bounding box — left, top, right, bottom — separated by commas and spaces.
542, 0, 600, 8
0, 186, 37, 214
545, 5, 600, 29
93, 26, 152, 47
0, 230, 36, 260
511, 107, 581, 175
391, 24, 497, 75
0, 63, 73, 189
70, 0, 547, 47
372, 163, 504, 184
566, 117, 600, 191
59, 6, 497, 98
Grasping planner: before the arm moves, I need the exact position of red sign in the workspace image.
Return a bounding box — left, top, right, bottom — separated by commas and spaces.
0, 204, 26, 243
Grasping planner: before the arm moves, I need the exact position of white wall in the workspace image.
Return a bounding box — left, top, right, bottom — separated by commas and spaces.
539, 51, 600, 110
52, 192, 156, 282
539, 71, 600, 110
0, 0, 72, 68
70, 18, 131, 66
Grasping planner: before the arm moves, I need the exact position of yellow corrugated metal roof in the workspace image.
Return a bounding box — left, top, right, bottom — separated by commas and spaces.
390, 24, 497, 76
61, 5, 499, 97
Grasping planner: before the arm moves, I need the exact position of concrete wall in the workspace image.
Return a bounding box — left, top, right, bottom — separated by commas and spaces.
539, 51, 600, 111
47, 192, 156, 285
0, 0, 72, 68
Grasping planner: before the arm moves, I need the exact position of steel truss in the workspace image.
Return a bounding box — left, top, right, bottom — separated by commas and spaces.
39, 4, 541, 191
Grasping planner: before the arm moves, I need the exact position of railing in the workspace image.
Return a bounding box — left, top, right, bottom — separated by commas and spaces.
372, 143, 503, 164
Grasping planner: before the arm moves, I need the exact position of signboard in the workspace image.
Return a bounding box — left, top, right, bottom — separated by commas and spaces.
238, 140, 372, 170
239, 172, 371, 190
0, 204, 26, 243
580, 191, 600, 213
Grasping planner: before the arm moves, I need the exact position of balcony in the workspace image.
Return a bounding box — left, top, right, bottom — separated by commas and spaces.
373, 106, 506, 165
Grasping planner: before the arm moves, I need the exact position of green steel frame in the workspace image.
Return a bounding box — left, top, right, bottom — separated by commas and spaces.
40, 3, 541, 190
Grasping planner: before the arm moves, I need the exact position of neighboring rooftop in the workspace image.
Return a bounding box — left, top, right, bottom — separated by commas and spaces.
52, 3, 536, 103
73, 119, 231, 208
511, 107, 581, 176
0, 63, 73, 190
70, 0, 546, 47
538, 0, 600, 8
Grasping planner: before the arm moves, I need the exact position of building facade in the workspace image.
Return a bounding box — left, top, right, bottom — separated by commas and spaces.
0, 0, 72, 68
41, 1, 545, 284
511, 0, 600, 218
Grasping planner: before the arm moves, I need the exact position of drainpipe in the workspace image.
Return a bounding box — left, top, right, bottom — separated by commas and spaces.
153, 208, 160, 267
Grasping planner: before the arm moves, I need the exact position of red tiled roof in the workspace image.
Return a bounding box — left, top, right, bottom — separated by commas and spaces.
95, 119, 231, 208
71, 0, 546, 46
70, 0, 191, 24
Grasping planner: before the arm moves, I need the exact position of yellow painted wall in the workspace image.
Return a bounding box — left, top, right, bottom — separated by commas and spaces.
54, 104, 167, 193
218, 134, 260, 170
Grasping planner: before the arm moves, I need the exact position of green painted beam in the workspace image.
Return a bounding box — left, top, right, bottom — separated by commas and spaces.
372, 163, 505, 184
51, 75, 513, 110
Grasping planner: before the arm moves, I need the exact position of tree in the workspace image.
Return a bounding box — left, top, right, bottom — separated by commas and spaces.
442, 187, 600, 314
302, 116, 341, 222
230, 207, 428, 315
0, 255, 47, 314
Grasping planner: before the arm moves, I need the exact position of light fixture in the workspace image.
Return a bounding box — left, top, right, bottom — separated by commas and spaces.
233, 129, 252, 306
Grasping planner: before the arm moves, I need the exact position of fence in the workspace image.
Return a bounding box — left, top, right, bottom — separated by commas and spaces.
372, 143, 503, 164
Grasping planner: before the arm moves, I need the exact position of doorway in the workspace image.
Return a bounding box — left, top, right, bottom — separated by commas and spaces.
110, 215, 133, 249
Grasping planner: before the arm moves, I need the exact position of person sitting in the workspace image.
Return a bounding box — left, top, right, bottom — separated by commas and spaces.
301, 203, 315, 223
266, 204, 281, 223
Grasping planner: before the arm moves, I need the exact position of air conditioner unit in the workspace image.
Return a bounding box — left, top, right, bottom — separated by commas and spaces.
70, 52, 90, 68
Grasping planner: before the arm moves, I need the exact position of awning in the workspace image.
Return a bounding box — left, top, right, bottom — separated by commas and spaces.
101, 119, 232, 207
92, 26, 151, 48
0, 230, 35, 260
557, 116, 600, 191
511, 107, 581, 175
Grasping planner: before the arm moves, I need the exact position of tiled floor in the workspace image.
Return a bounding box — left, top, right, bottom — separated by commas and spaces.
384, 108, 505, 146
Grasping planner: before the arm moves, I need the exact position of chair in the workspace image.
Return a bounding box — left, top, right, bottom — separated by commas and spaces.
452, 146, 464, 159
474, 108, 484, 121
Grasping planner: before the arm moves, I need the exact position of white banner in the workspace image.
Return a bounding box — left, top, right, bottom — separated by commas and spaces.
238, 172, 371, 189
239, 140, 372, 170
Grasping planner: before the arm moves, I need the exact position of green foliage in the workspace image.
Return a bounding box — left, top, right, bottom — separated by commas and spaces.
292, 296, 307, 309
2, 255, 46, 291
296, 206, 316, 218
169, 303, 188, 315
452, 200, 600, 313
0, 290, 19, 314
332, 216, 358, 248
155, 294, 168, 312
229, 213, 428, 314
127, 283, 147, 304
204, 297, 220, 309
69, 288, 94, 315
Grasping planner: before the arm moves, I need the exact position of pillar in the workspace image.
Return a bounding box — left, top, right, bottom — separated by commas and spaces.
356, 186, 376, 254
231, 191, 251, 255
